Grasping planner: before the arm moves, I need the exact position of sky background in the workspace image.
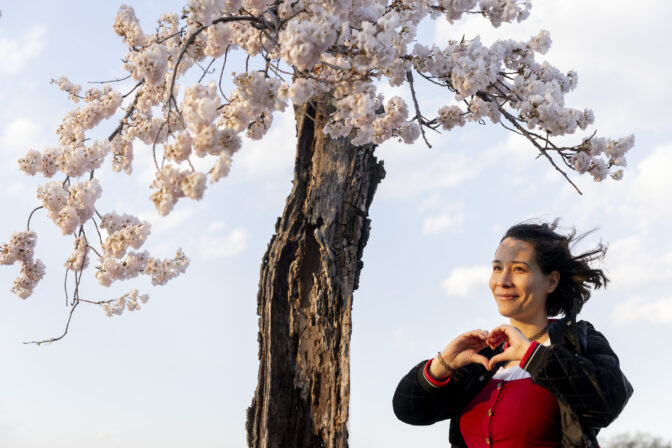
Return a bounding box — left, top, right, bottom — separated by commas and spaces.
1, 1, 671, 446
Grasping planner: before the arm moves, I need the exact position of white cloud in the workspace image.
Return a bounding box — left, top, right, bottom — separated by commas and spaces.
5, 182, 25, 197
423, 212, 464, 235
196, 226, 248, 259
625, 145, 672, 221
377, 142, 483, 199
441, 265, 491, 298
0, 118, 44, 155
207, 220, 227, 232
137, 206, 194, 235
568, 144, 672, 231
0, 27, 45, 76
606, 234, 672, 292
611, 296, 672, 326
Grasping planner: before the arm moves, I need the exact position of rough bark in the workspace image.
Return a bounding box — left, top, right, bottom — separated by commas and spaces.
246, 101, 385, 448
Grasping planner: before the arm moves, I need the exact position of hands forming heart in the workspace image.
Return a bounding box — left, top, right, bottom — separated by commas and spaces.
429, 324, 534, 379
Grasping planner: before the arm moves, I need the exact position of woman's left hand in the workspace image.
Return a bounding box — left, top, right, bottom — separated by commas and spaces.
485, 324, 532, 370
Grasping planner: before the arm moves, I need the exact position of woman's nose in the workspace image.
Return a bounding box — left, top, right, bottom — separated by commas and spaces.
497, 269, 513, 286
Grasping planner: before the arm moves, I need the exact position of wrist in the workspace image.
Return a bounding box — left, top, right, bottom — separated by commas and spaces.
436, 351, 454, 374
428, 352, 453, 380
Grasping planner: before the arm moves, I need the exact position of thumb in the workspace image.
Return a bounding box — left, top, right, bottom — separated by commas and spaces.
487, 353, 507, 371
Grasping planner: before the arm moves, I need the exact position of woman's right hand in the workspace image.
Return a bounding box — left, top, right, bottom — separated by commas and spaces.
428, 329, 490, 380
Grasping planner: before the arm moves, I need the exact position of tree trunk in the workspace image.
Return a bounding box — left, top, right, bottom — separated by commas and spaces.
246, 101, 385, 448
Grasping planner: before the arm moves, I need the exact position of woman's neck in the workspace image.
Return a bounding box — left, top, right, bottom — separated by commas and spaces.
509, 316, 549, 340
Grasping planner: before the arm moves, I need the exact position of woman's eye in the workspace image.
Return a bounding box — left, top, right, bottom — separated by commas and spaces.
514, 266, 526, 272
492, 265, 502, 271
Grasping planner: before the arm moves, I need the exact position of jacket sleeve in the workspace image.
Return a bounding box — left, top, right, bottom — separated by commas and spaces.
392, 360, 482, 426
521, 321, 633, 428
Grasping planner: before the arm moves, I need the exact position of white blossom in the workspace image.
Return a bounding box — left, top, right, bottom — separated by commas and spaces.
182, 82, 220, 133
52, 76, 82, 103
288, 78, 316, 105
165, 131, 193, 162
180, 172, 207, 200
437, 105, 466, 130
125, 44, 169, 85
100, 212, 151, 258
0, 231, 38, 266
11, 259, 45, 299
113, 5, 147, 47
64, 237, 89, 271
18, 150, 41, 176
144, 249, 190, 285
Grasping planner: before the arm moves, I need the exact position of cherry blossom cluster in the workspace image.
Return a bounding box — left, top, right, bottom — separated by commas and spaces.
64, 236, 89, 272
0, 231, 45, 299
571, 135, 635, 181
100, 289, 150, 317
99, 212, 151, 258
36, 179, 102, 235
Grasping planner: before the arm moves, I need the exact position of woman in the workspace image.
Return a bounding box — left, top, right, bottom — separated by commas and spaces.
393, 221, 632, 447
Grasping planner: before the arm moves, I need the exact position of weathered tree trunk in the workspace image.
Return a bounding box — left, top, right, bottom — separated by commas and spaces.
246, 101, 385, 448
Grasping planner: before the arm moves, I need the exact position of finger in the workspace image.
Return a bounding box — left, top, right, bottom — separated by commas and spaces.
470, 353, 490, 370
487, 349, 516, 370
488, 324, 513, 339
486, 333, 508, 349
465, 329, 489, 341
487, 354, 506, 370
488, 338, 506, 350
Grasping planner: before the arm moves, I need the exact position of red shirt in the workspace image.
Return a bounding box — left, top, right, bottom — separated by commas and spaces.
459, 375, 561, 447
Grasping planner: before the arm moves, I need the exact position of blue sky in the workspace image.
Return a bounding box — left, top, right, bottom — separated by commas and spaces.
1, 1, 671, 446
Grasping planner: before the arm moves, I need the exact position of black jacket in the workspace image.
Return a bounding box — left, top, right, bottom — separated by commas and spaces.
392, 318, 633, 447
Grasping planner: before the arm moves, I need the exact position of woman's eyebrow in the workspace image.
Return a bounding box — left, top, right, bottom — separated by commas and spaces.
491, 259, 531, 267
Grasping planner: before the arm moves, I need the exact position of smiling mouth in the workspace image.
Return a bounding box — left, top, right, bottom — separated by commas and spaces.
495, 294, 519, 301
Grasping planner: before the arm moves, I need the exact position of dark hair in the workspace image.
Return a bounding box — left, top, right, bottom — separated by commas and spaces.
501, 220, 609, 317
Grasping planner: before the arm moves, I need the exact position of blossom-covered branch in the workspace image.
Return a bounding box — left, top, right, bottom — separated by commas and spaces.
3, 0, 634, 343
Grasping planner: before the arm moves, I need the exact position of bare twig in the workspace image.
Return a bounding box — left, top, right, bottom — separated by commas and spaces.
88, 75, 132, 84
64, 268, 69, 306
108, 88, 142, 143
218, 45, 231, 100
122, 80, 143, 99
496, 102, 582, 195
197, 57, 217, 82
26, 206, 44, 231
91, 213, 104, 247
23, 301, 79, 345
406, 70, 432, 148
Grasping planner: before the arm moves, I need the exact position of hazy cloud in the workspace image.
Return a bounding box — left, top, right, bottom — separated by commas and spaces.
423, 212, 464, 235
196, 226, 248, 259
611, 296, 672, 325
441, 265, 491, 298
1, 118, 44, 155
0, 27, 45, 76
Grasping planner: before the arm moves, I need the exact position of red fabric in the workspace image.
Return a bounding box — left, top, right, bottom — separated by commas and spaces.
423, 359, 452, 387
459, 377, 561, 447
519, 341, 540, 369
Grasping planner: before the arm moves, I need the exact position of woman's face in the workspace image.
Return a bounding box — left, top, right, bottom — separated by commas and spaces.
489, 237, 559, 324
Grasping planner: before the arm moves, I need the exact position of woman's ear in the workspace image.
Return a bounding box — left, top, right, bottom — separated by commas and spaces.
547, 270, 560, 293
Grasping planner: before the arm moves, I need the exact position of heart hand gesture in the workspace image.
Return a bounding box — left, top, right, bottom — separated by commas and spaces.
485, 324, 533, 370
